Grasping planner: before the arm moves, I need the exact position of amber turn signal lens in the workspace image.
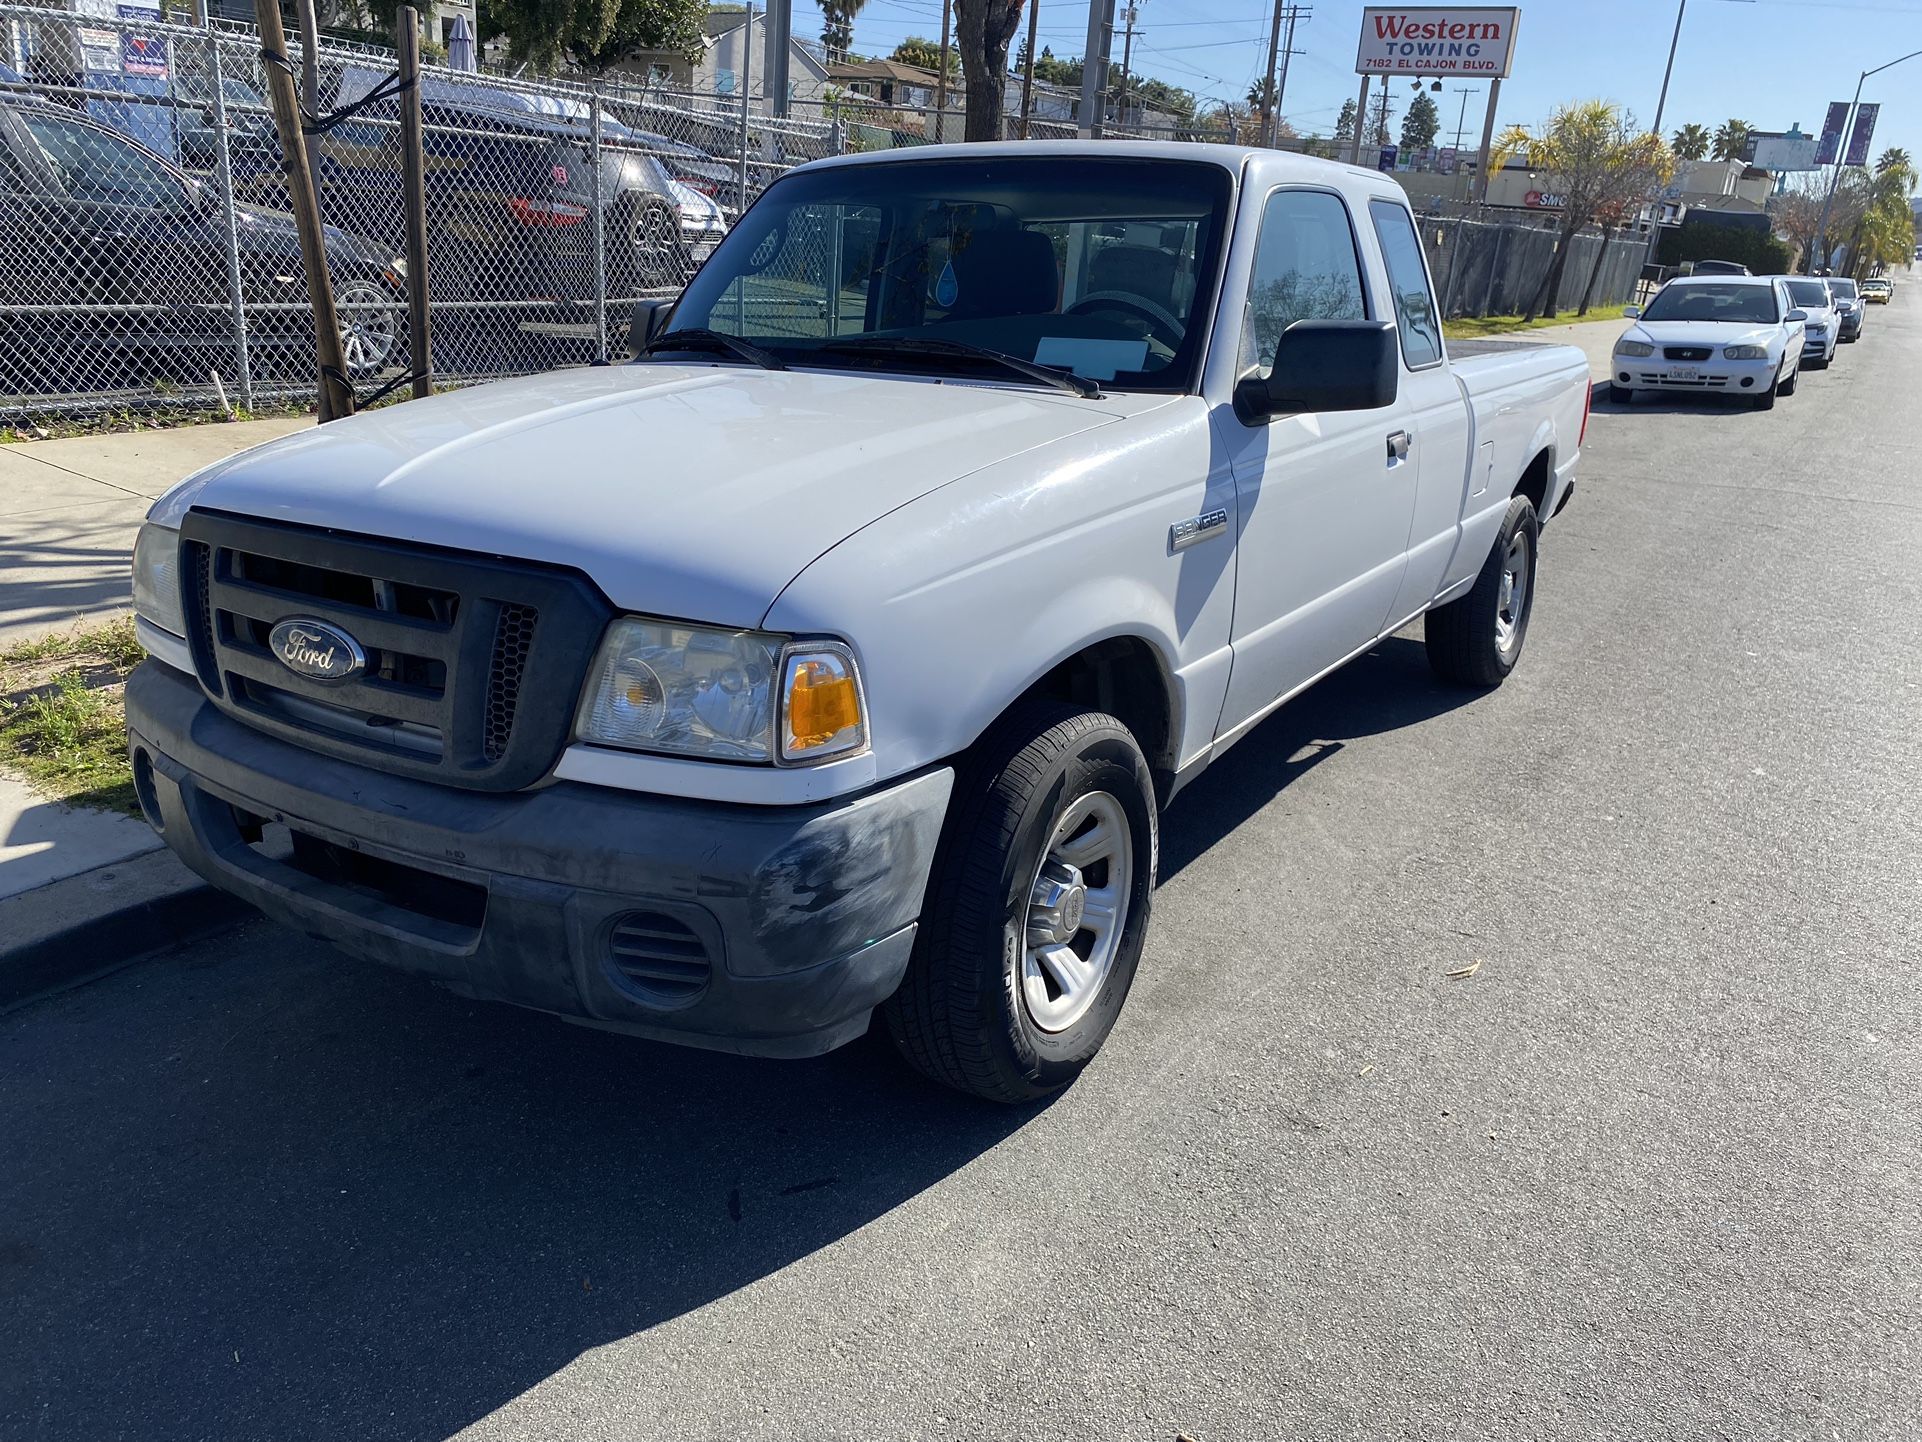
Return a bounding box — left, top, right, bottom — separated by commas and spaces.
780, 646, 866, 762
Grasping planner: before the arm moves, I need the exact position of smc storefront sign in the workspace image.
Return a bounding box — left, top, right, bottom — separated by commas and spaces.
1356, 6, 1521, 78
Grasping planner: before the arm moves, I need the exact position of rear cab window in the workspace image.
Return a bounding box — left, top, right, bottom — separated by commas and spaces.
1368, 199, 1443, 369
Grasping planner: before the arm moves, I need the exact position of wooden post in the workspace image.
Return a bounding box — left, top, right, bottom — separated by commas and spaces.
397, 7, 432, 399
1018, 0, 1039, 139
293, 0, 321, 150
933, 0, 951, 138
254, 0, 353, 420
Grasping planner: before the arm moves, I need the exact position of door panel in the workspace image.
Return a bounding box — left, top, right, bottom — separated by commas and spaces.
1216, 187, 1417, 739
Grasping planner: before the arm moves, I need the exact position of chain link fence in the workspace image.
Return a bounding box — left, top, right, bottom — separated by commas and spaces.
0, 2, 839, 424
1, 2, 1653, 426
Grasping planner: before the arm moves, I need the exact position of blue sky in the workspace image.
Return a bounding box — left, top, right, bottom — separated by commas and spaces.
841, 0, 1921, 171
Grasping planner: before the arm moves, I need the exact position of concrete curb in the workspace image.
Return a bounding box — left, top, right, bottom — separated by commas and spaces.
0, 849, 249, 1012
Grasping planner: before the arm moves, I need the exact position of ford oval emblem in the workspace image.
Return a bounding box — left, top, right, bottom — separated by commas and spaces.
268, 617, 366, 684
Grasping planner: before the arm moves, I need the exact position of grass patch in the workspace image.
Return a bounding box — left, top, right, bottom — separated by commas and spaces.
1445, 304, 1629, 339
1, 399, 314, 444
0, 617, 143, 816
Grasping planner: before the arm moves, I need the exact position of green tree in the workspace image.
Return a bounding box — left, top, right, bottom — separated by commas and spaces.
1493, 101, 1676, 321
1400, 90, 1440, 152
476, 0, 705, 72
1710, 117, 1752, 161
890, 35, 948, 71
1670, 122, 1710, 160
1333, 97, 1357, 144
1029, 45, 1081, 87
1875, 147, 1914, 182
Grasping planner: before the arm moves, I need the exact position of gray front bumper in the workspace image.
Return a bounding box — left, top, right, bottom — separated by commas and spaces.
126, 662, 952, 1058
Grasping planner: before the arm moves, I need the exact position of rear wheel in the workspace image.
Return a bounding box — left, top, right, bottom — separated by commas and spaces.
613, 198, 689, 296
335, 277, 403, 378
1426, 494, 1539, 688
883, 703, 1157, 1103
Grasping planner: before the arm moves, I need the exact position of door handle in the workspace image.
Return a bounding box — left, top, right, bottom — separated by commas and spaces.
1386, 430, 1412, 465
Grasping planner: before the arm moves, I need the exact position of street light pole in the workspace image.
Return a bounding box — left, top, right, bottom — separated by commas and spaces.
1812, 48, 1922, 274
1652, 0, 1686, 137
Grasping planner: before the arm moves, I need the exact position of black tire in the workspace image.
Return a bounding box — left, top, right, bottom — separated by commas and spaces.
1778, 362, 1798, 397
883, 702, 1158, 1104
1753, 373, 1777, 410
1808, 354, 1830, 370
1426, 494, 1540, 688
1608, 382, 1632, 404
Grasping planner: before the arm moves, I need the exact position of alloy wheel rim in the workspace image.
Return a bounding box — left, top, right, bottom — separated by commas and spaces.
336, 281, 398, 375
1020, 791, 1133, 1034
1495, 531, 1531, 660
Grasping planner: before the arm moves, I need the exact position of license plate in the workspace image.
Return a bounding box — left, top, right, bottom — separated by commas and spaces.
1664, 366, 1700, 381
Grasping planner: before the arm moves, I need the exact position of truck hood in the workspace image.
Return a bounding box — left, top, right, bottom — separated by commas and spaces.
157, 364, 1131, 627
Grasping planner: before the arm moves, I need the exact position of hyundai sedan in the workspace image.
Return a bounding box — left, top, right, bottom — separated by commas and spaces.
1610, 275, 1806, 409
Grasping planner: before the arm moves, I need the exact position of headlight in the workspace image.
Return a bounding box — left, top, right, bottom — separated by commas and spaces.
1614, 339, 1655, 357
1722, 344, 1768, 359
1807, 324, 1826, 335
576, 619, 867, 765
132, 521, 186, 638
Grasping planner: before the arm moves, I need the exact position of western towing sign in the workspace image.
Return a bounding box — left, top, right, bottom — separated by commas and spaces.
1356, 7, 1521, 77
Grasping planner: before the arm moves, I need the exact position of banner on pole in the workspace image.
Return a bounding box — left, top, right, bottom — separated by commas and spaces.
1843, 103, 1879, 167
1814, 101, 1849, 165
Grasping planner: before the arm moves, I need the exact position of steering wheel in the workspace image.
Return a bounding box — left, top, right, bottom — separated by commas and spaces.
1065, 290, 1186, 350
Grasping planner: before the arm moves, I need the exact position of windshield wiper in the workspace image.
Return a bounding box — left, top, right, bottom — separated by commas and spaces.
818, 336, 1102, 399
641, 327, 787, 371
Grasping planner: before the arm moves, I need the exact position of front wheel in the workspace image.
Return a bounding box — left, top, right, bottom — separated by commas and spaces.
883, 703, 1157, 1103
335, 277, 404, 378
1778, 361, 1798, 397
1753, 372, 1777, 410
1426, 494, 1540, 688
1608, 382, 1632, 404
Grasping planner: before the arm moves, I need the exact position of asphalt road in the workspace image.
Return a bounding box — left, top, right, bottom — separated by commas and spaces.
5, 288, 1919, 1442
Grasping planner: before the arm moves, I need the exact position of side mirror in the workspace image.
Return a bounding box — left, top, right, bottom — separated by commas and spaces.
1235, 320, 1398, 425
629, 298, 673, 357
1622, 304, 1642, 319
1785, 308, 1808, 322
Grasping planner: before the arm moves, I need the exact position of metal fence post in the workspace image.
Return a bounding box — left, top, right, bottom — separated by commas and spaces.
737, 4, 755, 212
1483, 221, 1506, 318
204, 31, 256, 410
590, 85, 608, 361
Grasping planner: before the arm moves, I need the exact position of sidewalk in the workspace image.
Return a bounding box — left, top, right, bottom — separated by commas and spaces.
1, 416, 313, 649
1447, 314, 1628, 382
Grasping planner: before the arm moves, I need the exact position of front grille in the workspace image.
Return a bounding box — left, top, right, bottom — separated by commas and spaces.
1663, 346, 1712, 361
484, 604, 539, 764
180, 512, 610, 791
606, 911, 713, 1006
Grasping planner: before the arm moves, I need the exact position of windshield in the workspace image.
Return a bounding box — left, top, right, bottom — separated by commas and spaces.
1828, 279, 1858, 299
1641, 282, 1779, 324
1784, 279, 1831, 308
666, 156, 1234, 391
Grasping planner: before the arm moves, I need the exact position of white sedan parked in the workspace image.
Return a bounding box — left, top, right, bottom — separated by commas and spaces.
1610, 276, 1807, 409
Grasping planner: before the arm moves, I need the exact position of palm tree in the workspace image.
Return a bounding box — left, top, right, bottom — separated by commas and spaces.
1493, 102, 1676, 322
1670, 123, 1710, 161
817, 0, 869, 62
1711, 118, 1752, 162
1875, 147, 1914, 184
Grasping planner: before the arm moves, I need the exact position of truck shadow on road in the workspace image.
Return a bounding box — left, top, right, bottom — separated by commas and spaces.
3, 638, 1482, 1442
1159, 634, 1484, 881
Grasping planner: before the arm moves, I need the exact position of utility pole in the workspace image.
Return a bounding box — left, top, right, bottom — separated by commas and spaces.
1272, 3, 1303, 141
1117, 3, 1138, 131
1450, 85, 1479, 151
1079, 0, 1115, 138
934, 0, 952, 138
1257, 2, 1308, 148
1653, 0, 1686, 137
1370, 85, 1393, 152
1019, 0, 1041, 139
1813, 48, 1922, 272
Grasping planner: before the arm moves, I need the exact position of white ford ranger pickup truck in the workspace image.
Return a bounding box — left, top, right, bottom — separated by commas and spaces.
126, 141, 1589, 1102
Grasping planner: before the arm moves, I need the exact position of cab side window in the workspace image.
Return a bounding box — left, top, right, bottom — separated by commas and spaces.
1369, 199, 1442, 368
1239, 189, 1367, 378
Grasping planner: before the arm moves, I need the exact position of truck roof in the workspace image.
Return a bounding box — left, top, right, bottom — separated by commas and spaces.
800, 138, 1399, 192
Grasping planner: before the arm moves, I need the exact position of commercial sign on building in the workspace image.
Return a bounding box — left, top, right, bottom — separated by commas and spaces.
1355, 7, 1521, 78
